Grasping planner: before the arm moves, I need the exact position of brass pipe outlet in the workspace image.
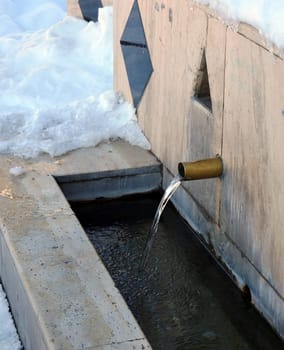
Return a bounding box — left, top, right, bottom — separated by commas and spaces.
178, 157, 223, 180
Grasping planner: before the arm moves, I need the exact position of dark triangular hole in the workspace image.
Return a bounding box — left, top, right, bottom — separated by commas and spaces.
194, 51, 212, 112
121, 0, 147, 46
78, 0, 103, 22
120, 0, 153, 108
121, 45, 153, 107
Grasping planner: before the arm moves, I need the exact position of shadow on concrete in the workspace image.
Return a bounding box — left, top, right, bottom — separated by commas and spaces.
78, 0, 103, 22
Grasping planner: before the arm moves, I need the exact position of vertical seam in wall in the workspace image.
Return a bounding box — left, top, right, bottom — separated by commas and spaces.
217, 25, 227, 227
220, 25, 227, 159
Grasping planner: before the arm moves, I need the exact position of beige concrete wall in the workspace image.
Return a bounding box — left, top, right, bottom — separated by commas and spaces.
114, 0, 284, 338
67, 0, 81, 18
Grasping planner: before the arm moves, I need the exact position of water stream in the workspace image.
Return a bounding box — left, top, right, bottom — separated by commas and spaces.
142, 175, 182, 266
72, 196, 283, 350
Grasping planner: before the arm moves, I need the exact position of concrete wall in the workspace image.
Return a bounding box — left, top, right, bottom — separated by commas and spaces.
114, 0, 284, 338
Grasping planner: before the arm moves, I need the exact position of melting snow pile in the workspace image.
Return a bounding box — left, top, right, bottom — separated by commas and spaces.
194, 0, 284, 49
0, 284, 22, 350
0, 0, 150, 158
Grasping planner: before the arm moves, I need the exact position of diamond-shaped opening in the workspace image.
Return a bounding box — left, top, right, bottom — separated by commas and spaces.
120, 0, 153, 108
79, 0, 102, 22
194, 51, 212, 112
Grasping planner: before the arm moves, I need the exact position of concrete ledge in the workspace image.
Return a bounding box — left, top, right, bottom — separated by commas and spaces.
0, 142, 159, 350
57, 165, 161, 202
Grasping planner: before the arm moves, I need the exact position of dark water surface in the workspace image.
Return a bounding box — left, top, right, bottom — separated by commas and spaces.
72, 195, 283, 350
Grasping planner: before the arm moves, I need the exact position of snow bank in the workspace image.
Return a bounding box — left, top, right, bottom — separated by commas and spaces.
0, 0, 66, 35
0, 284, 21, 350
0, 1, 150, 158
194, 0, 284, 50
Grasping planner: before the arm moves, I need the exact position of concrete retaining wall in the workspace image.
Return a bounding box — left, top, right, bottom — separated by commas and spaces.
114, 0, 284, 338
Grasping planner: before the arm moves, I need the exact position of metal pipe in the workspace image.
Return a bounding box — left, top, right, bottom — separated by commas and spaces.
178, 157, 223, 180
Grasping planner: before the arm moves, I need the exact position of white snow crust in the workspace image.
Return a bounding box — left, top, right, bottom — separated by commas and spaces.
9, 166, 25, 176
194, 0, 284, 49
0, 284, 22, 350
0, 0, 150, 158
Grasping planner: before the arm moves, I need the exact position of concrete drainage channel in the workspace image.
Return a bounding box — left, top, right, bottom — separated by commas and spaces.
0, 143, 160, 350
57, 166, 284, 350
71, 194, 284, 350
1, 165, 160, 350
55, 165, 162, 349
0, 143, 283, 349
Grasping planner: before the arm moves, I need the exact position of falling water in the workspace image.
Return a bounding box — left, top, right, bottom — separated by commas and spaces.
142, 175, 183, 266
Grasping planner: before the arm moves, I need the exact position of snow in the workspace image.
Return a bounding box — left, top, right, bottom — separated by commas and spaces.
1, 1, 283, 159
0, 284, 22, 350
0, 0, 150, 158
9, 166, 25, 176
193, 0, 284, 50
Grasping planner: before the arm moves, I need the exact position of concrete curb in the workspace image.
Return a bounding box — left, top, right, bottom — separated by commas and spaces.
0, 142, 160, 350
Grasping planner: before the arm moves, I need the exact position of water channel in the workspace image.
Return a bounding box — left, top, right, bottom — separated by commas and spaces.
72, 194, 283, 350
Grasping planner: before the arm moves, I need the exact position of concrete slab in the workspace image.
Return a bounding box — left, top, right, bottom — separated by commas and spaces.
0, 142, 160, 350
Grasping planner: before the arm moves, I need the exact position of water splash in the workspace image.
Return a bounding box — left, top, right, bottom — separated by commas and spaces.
142, 175, 182, 266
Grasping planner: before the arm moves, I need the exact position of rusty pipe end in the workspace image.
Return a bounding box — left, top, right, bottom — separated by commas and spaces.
178, 157, 223, 180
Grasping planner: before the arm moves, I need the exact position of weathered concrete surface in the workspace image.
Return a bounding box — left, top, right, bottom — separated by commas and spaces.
114, 0, 284, 339
57, 165, 161, 202
114, 0, 224, 223
0, 141, 159, 350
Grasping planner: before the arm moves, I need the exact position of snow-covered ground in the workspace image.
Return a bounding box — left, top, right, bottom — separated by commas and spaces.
0, 0, 150, 158
194, 0, 284, 50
